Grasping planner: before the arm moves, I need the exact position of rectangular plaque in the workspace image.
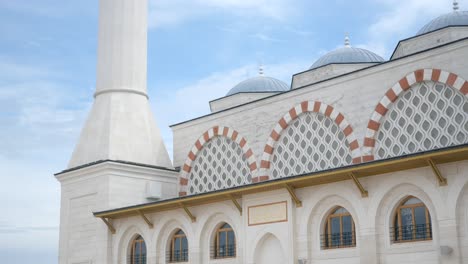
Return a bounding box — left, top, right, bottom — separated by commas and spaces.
248, 201, 288, 226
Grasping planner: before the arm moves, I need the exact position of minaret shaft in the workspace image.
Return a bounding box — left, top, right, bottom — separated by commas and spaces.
68, 0, 172, 169
96, 0, 147, 96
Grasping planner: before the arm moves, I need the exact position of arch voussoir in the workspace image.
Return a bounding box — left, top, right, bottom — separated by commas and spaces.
179, 126, 257, 196
362, 69, 468, 161
258, 101, 361, 182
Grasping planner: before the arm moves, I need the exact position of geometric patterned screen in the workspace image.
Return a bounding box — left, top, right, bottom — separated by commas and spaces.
271, 112, 353, 179
188, 136, 252, 195
375, 81, 468, 159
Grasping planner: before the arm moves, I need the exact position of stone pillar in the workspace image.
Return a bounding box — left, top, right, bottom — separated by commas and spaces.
190, 246, 201, 264
295, 235, 309, 263
359, 228, 379, 264
438, 219, 462, 264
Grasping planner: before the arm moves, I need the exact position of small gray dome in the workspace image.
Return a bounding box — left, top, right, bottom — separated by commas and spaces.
310, 46, 384, 70
417, 11, 468, 35
226, 76, 289, 96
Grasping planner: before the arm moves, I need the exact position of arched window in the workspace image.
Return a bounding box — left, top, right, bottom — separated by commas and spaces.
189, 136, 252, 194
129, 235, 146, 264
169, 229, 188, 262
271, 112, 352, 179
392, 196, 432, 242
213, 223, 236, 259
322, 207, 355, 249
375, 81, 467, 159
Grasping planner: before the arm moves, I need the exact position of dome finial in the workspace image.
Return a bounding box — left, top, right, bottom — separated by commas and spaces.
259, 63, 264, 76
344, 33, 351, 47
454, 0, 459, 11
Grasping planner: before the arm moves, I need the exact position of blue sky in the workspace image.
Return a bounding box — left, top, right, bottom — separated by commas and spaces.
0, 0, 458, 263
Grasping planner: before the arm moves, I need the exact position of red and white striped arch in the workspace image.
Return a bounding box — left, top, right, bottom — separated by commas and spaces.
362, 68, 468, 162
257, 101, 362, 183
178, 126, 257, 196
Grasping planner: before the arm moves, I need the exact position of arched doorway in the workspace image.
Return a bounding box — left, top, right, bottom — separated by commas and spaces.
254, 233, 285, 264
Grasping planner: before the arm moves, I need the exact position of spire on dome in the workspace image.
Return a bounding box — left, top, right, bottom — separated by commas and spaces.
259, 64, 264, 76
344, 33, 351, 47
454, 0, 459, 11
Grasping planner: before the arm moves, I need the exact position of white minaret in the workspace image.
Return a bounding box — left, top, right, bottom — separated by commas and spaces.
68, 0, 172, 169
56, 1, 178, 263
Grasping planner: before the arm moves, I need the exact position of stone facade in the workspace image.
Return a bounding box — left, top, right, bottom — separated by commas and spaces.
106, 161, 468, 264
55, 1, 468, 263
172, 40, 468, 171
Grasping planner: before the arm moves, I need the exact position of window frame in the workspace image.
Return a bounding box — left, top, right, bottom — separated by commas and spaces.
322, 206, 356, 249
392, 196, 432, 243
170, 229, 189, 263
214, 223, 236, 259
130, 235, 146, 264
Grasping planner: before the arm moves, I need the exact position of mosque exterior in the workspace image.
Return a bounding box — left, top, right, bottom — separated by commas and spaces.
55, 0, 468, 263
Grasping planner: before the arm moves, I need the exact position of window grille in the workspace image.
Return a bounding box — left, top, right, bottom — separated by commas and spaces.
129, 235, 146, 264
271, 112, 352, 179
321, 207, 356, 249
188, 136, 252, 194
376, 81, 468, 159
391, 196, 432, 243
212, 223, 236, 259
167, 229, 189, 263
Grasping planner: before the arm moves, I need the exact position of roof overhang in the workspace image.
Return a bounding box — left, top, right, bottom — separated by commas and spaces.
94, 144, 468, 219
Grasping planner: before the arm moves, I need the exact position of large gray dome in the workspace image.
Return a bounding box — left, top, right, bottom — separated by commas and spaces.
310, 46, 384, 70
226, 76, 289, 96
417, 11, 468, 35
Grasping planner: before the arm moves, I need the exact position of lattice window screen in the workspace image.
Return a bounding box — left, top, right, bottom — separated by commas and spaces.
375, 81, 468, 159
188, 136, 252, 194
271, 112, 352, 179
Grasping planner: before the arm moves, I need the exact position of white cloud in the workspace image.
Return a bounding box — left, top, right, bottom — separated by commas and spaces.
155, 61, 309, 125
0, 62, 88, 254
362, 0, 452, 58
0, 155, 60, 253
151, 60, 310, 157
0, 78, 90, 159
283, 26, 314, 37
0, 0, 96, 18
250, 33, 284, 42
0, 63, 86, 264
0, 61, 56, 82
148, 0, 293, 28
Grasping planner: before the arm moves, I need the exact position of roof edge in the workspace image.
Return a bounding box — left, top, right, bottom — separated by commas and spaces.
55, 159, 178, 176
390, 25, 468, 60
307, 61, 382, 72
209, 91, 285, 104
169, 36, 468, 129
